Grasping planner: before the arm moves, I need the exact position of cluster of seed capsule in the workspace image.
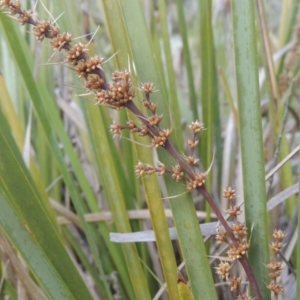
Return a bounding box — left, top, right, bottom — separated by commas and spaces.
215, 187, 252, 299
1, 0, 210, 193
95, 70, 135, 109
216, 187, 249, 260
1, 0, 132, 109
108, 82, 208, 191
266, 229, 285, 296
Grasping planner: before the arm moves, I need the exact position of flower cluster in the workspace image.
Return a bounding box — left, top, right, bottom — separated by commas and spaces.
0, 0, 113, 108
108, 78, 208, 191
266, 229, 285, 296
96, 70, 135, 109
134, 161, 166, 177
215, 187, 251, 299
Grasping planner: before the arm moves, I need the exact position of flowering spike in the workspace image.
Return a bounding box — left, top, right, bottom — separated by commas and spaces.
189, 120, 205, 133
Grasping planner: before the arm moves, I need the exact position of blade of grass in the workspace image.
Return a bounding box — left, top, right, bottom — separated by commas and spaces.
230, 0, 270, 298
198, 0, 213, 171
149, 3, 168, 95
174, 0, 198, 121
198, 0, 221, 220
0, 74, 24, 149
0, 230, 48, 300
0, 110, 92, 300
0, 191, 76, 300
0, 73, 56, 218
157, 0, 181, 140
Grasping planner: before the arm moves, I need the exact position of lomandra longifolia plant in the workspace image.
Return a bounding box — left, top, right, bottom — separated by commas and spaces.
0, 1, 288, 300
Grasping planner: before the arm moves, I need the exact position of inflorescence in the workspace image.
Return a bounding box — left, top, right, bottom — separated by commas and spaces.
0, 0, 218, 195
215, 187, 252, 300
1, 2, 286, 299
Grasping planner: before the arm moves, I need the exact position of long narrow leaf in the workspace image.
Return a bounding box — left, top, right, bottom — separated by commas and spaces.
230, 1, 270, 298
0, 109, 92, 300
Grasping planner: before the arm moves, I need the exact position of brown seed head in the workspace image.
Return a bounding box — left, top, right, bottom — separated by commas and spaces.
1, 0, 21, 14
189, 121, 205, 133
85, 56, 104, 72
231, 222, 247, 239
127, 120, 139, 133
95, 90, 123, 109
51, 32, 72, 50
227, 242, 249, 260
109, 122, 123, 137
76, 61, 89, 79
50, 25, 60, 37
0, 0, 13, 10
270, 241, 284, 253
266, 260, 282, 271
151, 129, 171, 148
223, 186, 237, 200
156, 162, 166, 175
66, 43, 88, 64
227, 205, 242, 218
215, 229, 227, 244
239, 242, 250, 255
272, 229, 285, 241
76, 56, 103, 78
135, 162, 146, 177
227, 205, 241, 217
139, 125, 149, 136
186, 173, 206, 191
184, 156, 199, 165
85, 75, 104, 91
142, 100, 158, 113
145, 165, 156, 175
171, 164, 184, 182
187, 139, 199, 148
148, 115, 163, 126
268, 270, 283, 279
18, 10, 32, 25
95, 70, 135, 109
110, 70, 135, 106
215, 261, 231, 279
33, 20, 53, 40
228, 276, 242, 291
267, 281, 283, 294
141, 82, 156, 94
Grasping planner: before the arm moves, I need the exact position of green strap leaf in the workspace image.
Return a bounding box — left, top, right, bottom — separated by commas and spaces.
0, 109, 92, 300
